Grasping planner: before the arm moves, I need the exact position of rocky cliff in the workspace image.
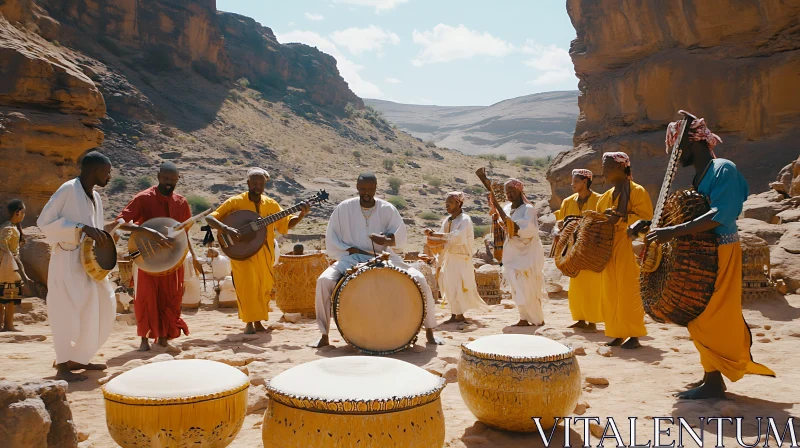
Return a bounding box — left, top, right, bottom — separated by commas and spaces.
0, 0, 362, 223
547, 0, 800, 209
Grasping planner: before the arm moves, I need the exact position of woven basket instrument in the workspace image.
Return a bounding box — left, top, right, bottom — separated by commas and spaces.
275, 252, 329, 316
634, 111, 717, 326
552, 210, 614, 278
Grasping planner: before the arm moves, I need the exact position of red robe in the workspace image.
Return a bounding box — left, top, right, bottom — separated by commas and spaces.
117, 187, 191, 340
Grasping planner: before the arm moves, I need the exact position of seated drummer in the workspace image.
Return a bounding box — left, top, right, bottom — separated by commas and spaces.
309, 173, 443, 348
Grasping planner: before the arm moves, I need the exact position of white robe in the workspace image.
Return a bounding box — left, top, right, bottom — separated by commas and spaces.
437, 214, 488, 315
501, 203, 547, 324
37, 178, 115, 365
316, 197, 437, 334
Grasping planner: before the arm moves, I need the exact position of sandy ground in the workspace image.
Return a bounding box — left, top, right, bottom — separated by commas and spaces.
2, 269, 798, 447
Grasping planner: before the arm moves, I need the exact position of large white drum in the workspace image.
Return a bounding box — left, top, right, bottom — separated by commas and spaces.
102, 359, 249, 447
263, 356, 446, 447
458, 334, 582, 432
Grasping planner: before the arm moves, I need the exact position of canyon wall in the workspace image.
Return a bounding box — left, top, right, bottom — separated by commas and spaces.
547, 0, 800, 209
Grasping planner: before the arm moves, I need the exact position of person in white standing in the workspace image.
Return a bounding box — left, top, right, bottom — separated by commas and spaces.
424, 191, 488, 324
488, 178, 548, 326
309, 173, 442, 348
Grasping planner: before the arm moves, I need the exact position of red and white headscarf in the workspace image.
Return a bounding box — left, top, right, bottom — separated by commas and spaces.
572, 169, 593, 180
446, 191, 465, 205
665, 110, 722, 156
602, 152, 630, 168
504, 178, 532, 204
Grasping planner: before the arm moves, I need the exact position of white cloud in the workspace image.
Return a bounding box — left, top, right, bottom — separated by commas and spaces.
522, 40, 576, 87
332, 0, 408, 13
385, 77, 402, 84
411, 24, 514, 66
288, 21, 296, 27
331, 26, 400, 56
276, 30, 384, 99
304, 12, 324, 21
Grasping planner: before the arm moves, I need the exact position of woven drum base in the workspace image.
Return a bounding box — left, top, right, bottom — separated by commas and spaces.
458, 335, 581, 432
262, 399, 444, 447
103, 360, 249, 448
275, 253, 328, 315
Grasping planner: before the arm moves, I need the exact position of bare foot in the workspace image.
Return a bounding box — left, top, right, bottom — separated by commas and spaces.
606, 338, 624, 347
569, 320, 588, 329
675, 372, 726, 400
254, 321, 272, 333
138, 338, 151, 352
443, 315, 458, 324
153, 341, 181, 355
621, 337, 641, 349
513, 320, 532, 327
584, 323, 598, 332
64, 361, 107, 371
426, 329, 445, 345
686, 373, 727, 391
55, 366, 88, 383
309, 335, 329, 348
244, 323, 256, 334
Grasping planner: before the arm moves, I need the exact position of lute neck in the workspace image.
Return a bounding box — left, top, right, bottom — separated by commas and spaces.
252, 202, 308, 230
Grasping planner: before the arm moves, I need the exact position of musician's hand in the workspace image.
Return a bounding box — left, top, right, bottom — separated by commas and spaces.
347, 247, 365, 255
627, 220, 650, 238
139, 227, 174, 248
192, 258, 204, 276
645, 227, 676, 246
83, 226, 110, 247
424, 228, 434, 237
603, 208, 621, 224
369, 234, 388, 246
223, 226, 242, 242
298, 202, 311, 218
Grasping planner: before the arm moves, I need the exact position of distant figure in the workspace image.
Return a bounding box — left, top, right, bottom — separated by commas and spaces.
0, 199, 29, 331
293, 244, 304, 255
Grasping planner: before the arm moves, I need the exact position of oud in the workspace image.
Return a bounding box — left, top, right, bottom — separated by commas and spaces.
217, 190, 329, 261
127, 209, 213, 275
630, 111, 695, 273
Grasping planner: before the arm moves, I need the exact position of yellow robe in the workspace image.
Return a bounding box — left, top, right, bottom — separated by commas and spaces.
554, 192, 604, 323
688, 242, 775, 381
210, 192, 294, 323
596, 182, 652, 339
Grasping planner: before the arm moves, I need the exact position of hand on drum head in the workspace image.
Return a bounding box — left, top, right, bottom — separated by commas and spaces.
82, 226, 111, 247
645, 227, 677, 246
137, 227, 174, 249
627, 219, 651, 239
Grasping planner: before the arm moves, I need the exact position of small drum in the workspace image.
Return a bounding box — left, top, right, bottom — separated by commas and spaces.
80, 232, 117, 282
332, 264, 426, 355
458, 334, 582, 432
425, 236, 446, 257
263, 356, 446, 447
102, 359, 249, 447
275, 252, 328, 316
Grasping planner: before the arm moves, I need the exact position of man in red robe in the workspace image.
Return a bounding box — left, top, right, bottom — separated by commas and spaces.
116, 162, 202, 352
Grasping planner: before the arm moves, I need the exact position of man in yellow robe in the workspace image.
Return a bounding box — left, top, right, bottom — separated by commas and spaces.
554, 169, 603, 331
597, 152, 652, 349
645, 111, 774, 399
206, 168, 309, 334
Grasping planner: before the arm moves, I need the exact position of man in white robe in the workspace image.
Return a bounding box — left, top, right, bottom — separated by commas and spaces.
489, 178, 548, 326
310, 173, 441, 348
37, 152, 117, 382
425, 191, 488, 323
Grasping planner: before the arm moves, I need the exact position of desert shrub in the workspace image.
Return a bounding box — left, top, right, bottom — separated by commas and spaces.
383, 158, 395, 172
187, 195, 211, 215
352, 150, 362, 160
321, 144, 335, 153
344, 102, 359, 118
109, 177, 127, 194
387, 176, 402, 194
423, 175, 443, 188
425, 141, 436, 148
515, 156, 535, 166
387, 195, 407, 210
404, 149, 415, 157
136, 176, 154, 190
420, 211, 440, 221
465, 185, 484, 195
474, 225, 491, 238
236, 77, 250, 88
222, 137, 241, 152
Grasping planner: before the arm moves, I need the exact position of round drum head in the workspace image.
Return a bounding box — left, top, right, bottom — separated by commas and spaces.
333, 267, 424, 354
94, 231, 117, 270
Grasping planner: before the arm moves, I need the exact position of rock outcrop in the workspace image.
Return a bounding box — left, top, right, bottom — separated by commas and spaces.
0, 380, 78, 448
0, 4, 105, 224
547, 0, 800, 209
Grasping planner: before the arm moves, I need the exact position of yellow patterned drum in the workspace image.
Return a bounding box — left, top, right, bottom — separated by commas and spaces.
102, 360, 249, 447
458, 334, 581, 432
263, 356, 446, 447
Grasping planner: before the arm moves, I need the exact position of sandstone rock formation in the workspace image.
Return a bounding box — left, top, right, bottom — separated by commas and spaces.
0, 4, 105, 224
547, 0, 800, 209
0, 380, 78, 448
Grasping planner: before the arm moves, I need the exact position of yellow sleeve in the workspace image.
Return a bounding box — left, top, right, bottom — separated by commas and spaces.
554, 198, 569, 221
210, 196, 240, 221
629, 185, 654, 223
271, 201, 296, 235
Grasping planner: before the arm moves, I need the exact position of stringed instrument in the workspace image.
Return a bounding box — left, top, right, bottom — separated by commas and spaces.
216, 190, 329, 261
475, 167, 514, 263
630, 111, 695, 273
127, 209, 212, 275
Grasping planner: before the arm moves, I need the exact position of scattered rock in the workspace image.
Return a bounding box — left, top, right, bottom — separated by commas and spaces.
282, 313, 302, 323
756, 332, 765, 337
758, 338, 771, 343
596, 347, 613, 357
411, 344, 427, 353
775, 279, 789, 295
423, 359, 448, 377
224, 334, 260, 343
573, 402, 588, 415
590, 422, 604, 438
443, 365, 458, 384
2, 397, 51, 447
149, 354, 174, 363
764, 325, 772, 330
736, 219, 786, 245
573, 345, 586, 356
247, 385, 269, 414
585, 377, 609, 386
78, 431, 90, 443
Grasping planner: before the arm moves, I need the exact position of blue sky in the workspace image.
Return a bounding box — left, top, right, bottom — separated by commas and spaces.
216, 0, 578, 106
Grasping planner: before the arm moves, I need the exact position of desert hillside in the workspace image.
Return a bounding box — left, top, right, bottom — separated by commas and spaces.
0, 0, 550, 251
365, 91, 578, 160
